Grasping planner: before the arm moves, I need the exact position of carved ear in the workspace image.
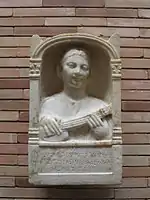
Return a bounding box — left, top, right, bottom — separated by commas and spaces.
30, 34, 43, 57
108, 33, 120, 57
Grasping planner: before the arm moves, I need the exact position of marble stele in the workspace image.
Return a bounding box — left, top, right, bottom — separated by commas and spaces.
28, 33, 122, 185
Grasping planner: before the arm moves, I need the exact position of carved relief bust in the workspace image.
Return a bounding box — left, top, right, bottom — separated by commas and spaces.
39, 48, 112, 142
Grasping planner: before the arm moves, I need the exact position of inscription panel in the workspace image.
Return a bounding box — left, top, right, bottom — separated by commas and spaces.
38, 147, 112, 173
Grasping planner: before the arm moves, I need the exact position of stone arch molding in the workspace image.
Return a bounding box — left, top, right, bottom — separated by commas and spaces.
32, 33, 119, 59
30, 33, 121, 79
29, 33, 122, 145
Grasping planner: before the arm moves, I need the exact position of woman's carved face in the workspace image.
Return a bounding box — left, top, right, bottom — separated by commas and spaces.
61, 52, 90, 89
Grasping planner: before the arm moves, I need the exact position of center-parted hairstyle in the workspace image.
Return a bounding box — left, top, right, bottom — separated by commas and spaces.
61, 48, 90, 65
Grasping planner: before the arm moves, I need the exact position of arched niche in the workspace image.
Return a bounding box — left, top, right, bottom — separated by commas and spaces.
41, 39, 112, 103
29, 33, 121, 142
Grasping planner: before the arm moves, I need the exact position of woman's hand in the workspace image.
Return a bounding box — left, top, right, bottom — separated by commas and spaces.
39, 116, 62, 137
87, 113, 104, 129
87, 114, 109, 139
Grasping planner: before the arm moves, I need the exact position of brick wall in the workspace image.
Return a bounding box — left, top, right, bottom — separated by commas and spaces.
0, 0, 150, 199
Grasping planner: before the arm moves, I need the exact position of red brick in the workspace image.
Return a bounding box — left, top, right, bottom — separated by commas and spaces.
108, 18, 150, 27
23, 89, 29, 99
0, 89, 23, 99
120, 48, 143, 58
122, 80, 150, 89
115, 188, 150, 199
0, 122, 28, 132
45, 17, 106, 26
17, 155, 28, 165
121, 38, 150, 48
76, 8, 137, 17
14, 37, 32, 47
0, 133, 17, 143
0, 100, 28, 111
0, 111, 18, 121
122, 101, 150, 111
17, 48, 29, 57
0, 27, 13, 35
148, 178, 150, 186
0, 18, 44, 26
0, 0, 42, 7
19, 69, 29, 78
19, 112, 29, 121
144, 49, 150, 58
123, 145, 150, 155
0, 188, 114, 198
0, 144, 27, 154
0, 37, 23, 47
0, 48, 17, 57
122, 112, 150, 122
0, 79, 29, 89
0, 177, 15, 186
43, 0, 105, 7
0, 155, 17, 165
120, 178, 147, 188
0, 48, 29, 58
122, 69, 148, 79
122, 123, 150, 133
14, 27, 77, 36
123, 134, 149, 144
139, 9, 150, 18
0, 69, 20, 78
123, 167, 150, 177
123, 156, 149, 166
122, 90, 150, 100
105, 0, 150, 8
0, 8, 12, 16
15, 177, 33, 187
0, 58, 29, 67
122, 58, 150, 69
13, 8, 75, 16
78, 27, 139, 37
0, 37, 31, 47
17, 134, 28, 144
0, 166, 27, 176
140, 28, 150, 37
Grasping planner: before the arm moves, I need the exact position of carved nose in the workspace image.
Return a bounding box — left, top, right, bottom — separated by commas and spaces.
73, 72, 82, 77
74, 68, 81, 75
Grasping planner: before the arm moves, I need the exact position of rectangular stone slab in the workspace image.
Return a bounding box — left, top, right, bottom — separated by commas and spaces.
29, 143, 122, 185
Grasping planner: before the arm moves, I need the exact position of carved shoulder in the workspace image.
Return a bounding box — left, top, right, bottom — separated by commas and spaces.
88, 97, 109, 109
40, 93, 61, 107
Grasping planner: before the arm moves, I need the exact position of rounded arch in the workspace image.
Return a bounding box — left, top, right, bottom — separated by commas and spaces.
31, 33, 119, 60
30, 33, 120, 103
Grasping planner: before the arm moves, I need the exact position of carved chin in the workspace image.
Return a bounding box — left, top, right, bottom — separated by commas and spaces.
70, 79, 83, 88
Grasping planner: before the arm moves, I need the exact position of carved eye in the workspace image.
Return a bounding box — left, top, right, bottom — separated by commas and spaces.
81, 64, 89, 71
67, 62, 76, 69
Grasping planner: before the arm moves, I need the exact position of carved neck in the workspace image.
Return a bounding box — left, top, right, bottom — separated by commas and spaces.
63, 85, 87, 101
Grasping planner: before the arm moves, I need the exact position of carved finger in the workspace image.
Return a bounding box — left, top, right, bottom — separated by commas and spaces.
87, 118, 93, 128
90, 114, 100, 127
88, 117, 97, 128
99, 118, 105, 126
42, 125, 50, 136
50, 120, 62, 135
91, 114, 103, 127
46, 121, 56, 133
48, 121, 59, 135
